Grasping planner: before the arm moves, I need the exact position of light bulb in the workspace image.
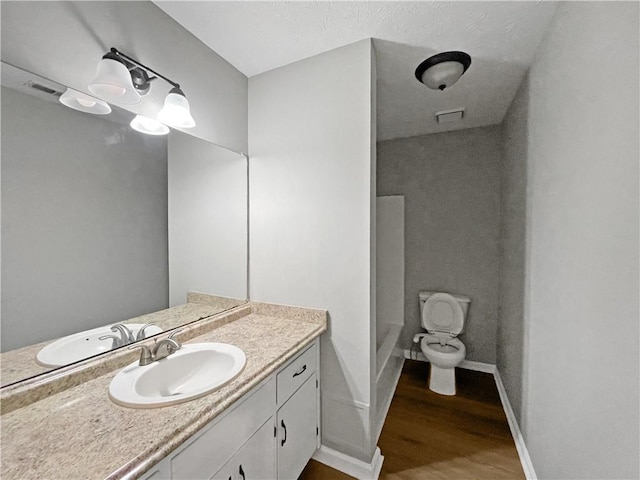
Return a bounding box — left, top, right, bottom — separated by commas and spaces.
77, 97, 96, 108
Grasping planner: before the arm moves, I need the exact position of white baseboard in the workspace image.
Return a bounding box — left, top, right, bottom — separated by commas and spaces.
313, 445, 384, 480
402, 349, 496, 373
461, 359, 496, 373
402, 348, 536, 478
494, 369, 537, 480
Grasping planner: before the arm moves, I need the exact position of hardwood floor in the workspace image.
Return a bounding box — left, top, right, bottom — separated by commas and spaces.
300, 360, 525, 479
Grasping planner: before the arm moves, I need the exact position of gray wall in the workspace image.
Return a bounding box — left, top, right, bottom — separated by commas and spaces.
377, 126, 502, 364
497, 75, 529, 422
499, 2, 639, 478
1, 86, 168, 351
0, 1, 248, 153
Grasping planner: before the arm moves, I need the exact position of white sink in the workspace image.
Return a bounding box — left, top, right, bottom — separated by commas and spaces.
36, 323, 163, 368
108, 343, 246, 408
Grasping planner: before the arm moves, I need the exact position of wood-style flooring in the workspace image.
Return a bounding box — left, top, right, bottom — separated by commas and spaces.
300, 360, 525, 479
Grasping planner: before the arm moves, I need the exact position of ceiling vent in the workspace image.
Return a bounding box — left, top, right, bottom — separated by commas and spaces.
436, 108, 464, 124
27, 81, 62, 97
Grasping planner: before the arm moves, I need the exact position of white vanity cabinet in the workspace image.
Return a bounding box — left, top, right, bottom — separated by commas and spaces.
141, 340, 319, 480
212, 418, 276, 480
276, 376, 318, 480
274, 343, 319, 480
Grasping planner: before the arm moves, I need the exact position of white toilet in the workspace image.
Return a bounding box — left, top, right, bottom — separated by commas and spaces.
414, 291, 471, 396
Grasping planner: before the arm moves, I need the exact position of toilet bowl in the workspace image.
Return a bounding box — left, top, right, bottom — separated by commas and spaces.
416, 291, 470, 396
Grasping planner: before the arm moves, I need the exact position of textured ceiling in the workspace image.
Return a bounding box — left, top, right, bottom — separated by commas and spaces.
155, 1, 557, 141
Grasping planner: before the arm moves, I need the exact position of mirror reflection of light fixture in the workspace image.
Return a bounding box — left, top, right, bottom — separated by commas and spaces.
88, 48, 196, 129
157, 87, 195, 128
59, 88, 112, 114
415, 51, 471, 91
130, 115, 170, 136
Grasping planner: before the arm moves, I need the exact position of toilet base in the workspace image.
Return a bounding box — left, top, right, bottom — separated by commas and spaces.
428, 364, 456, 396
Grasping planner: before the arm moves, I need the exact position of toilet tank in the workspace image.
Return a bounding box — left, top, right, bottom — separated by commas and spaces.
418, 291, 471, 332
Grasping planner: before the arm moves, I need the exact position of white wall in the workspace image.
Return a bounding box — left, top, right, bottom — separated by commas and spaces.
500, 3, 639, 478
168, 131, 247, 305
0, 1, 247, 152
248, 39, 376, 462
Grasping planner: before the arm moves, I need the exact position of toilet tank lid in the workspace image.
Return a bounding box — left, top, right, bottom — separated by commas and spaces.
419, 291, 471, 304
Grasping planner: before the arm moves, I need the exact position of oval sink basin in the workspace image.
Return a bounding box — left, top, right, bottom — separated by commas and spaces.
108, 343, 246, 408
36, 323, 163, 368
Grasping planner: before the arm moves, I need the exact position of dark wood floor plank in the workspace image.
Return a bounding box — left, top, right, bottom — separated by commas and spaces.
300, 360, 525, 480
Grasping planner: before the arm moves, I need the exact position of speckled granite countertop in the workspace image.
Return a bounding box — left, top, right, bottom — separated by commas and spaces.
1, 305, 326, 480
1, 295, 245, 388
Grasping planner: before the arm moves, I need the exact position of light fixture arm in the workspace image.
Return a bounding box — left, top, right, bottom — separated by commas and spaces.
109, 47, 181, 90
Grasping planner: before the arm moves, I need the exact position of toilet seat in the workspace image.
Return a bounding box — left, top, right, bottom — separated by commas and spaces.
421, 335, 465, 368
421, 292, 464, 336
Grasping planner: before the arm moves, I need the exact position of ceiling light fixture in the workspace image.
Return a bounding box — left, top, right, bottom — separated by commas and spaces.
415, 51, 471, 91
59, 88, 112, 115
88, 47, 196, 129
130, 115, 170, 136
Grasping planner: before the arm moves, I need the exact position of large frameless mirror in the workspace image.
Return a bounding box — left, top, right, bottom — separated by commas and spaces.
0, 63, 248, 387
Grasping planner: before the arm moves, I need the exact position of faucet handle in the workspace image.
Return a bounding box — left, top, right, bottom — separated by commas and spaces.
128, 343, 153, 366
136, 323, 157, 341
151, 337, 181, 361
99, 334, 122, 349
167, 329, 184, 346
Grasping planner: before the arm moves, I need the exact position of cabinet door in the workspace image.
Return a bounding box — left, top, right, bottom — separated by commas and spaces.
234, 418, 276, 480
171, 379, 276, 479
212, 418, 276, 480
277, 375, 318, 480
211, 461, 236, 480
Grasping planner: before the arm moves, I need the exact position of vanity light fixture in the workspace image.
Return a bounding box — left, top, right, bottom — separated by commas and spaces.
130, 115, 170, 136
156, 87, 195, 128
88, 51, 143, 105
415, 51, 471, 91
88, 47, 196, 129
59, 88, 112, 115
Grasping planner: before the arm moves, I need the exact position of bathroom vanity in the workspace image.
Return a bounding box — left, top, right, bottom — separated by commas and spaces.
0, 302, 326, 480
143, 342, 319, 480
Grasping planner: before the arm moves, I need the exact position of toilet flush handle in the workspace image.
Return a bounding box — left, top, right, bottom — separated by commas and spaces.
413, 333, 428, 343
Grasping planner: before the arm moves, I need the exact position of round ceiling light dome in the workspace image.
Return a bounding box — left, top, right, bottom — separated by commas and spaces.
415, 51, 472, 91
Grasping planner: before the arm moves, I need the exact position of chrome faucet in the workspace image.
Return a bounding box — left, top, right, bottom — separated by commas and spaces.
110, 324, 135, 345
130, 330, 182, 366
152, 337, 181, 362
135, 323, 157, 341
100, 323, 157, 350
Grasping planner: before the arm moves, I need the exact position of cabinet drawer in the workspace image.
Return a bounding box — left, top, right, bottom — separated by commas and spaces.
171, 377, 276, 479
277, 343, 316, 404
